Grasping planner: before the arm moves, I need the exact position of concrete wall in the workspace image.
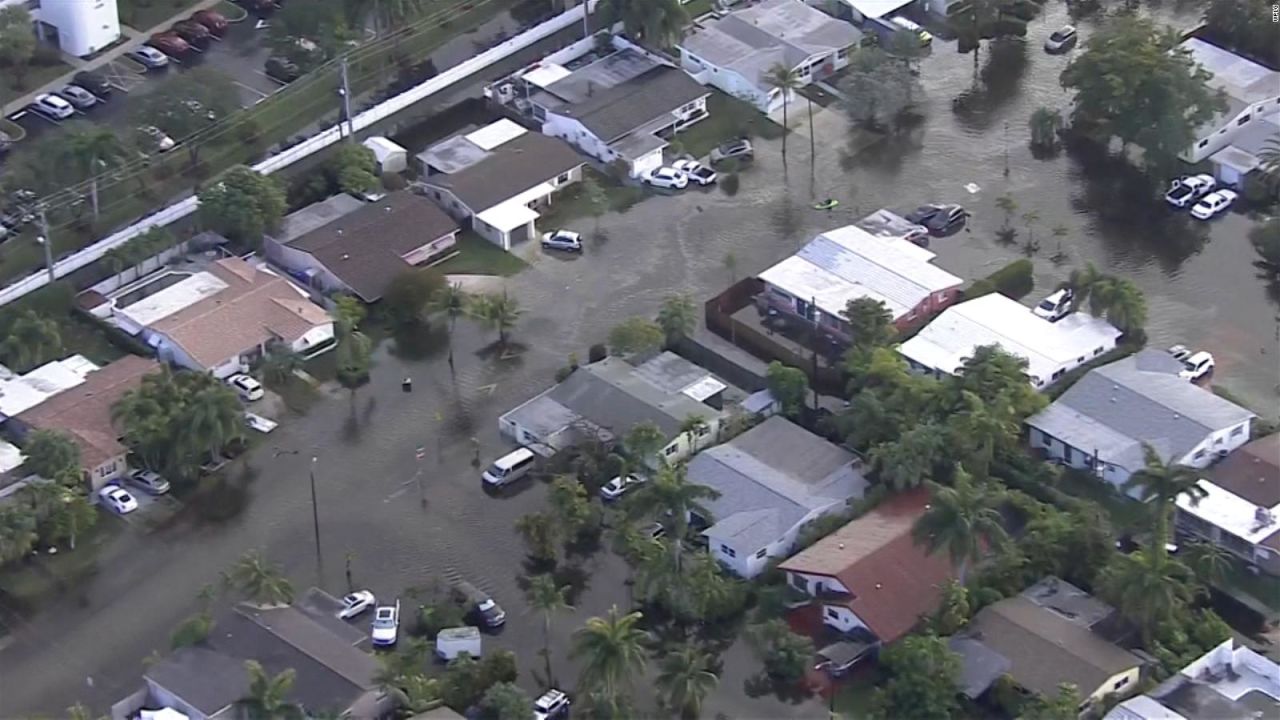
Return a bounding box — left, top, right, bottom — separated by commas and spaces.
87, 453, 126, 491
1184, 95, 1280, 163
714, 503, 845, 578
39, 0, 121, 57
1178, 419, 1252, 468
822, 603, 869, 634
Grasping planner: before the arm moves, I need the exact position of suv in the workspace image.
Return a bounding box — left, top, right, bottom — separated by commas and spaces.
126, 468, 171, 495
1178, 351, 1214, 382
228, 374, 264, 401
31, 94, 75, 120
1032, 287, 1073, 322
73, 71, 113, 97
709, 138, 753, 165
541, 229, 583, 252
453, 580, 506, 628
533, 689, 571, 720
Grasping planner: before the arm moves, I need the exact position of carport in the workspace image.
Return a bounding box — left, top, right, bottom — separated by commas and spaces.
475, 201, 539, 250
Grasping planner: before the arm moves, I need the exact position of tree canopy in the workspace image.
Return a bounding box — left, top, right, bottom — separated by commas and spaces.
870, 634, 962, 720
765, 361, 809, 418
608, 317, 665, 356
198, 166, 287, 247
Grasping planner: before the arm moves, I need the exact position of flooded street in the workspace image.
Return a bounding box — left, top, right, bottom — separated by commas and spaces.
2, 2, 1277, 715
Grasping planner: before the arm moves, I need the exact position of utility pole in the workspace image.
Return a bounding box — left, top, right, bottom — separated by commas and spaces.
339, 57, 355, 142
309, 456, 322, 562
36, 206, 54, 283
582, 0, 590, 39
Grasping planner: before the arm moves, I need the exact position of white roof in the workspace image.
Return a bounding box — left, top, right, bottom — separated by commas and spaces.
116, 271, 229, 327
840, 0, 915, 19
680, 376, 727, 402
1181, 38, 1280, 104
1177, 480, 1280, 545
0, 354, 100, 418
476, 199, 540, 232
899, 294, 1121, 384
1106, 695, 1188, 720
360, 136, 406, 160
464, 119, 526, 151
757, 225, 962, 319
522, 62, 571, 89
0, 439, 25, 475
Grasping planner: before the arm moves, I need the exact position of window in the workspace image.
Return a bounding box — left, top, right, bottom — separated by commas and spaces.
1237, 114, 1252, 126
1194, 449, 1207, 460
1094, 346, 1104, 356
664, 443, 678, 457
836, 47, 848, 60
696, 425, 710, 437
720, 544, 736, 558
755, 548, 767, 559
791, 573, 807, 590
1231, 425, 1245, 437
556, 172, 571, 185
1052, 369, 1065, 380
826, 607, 839, 619
1197, 139, 1209, 148
1113, 676, 1129, 691
1214, 436, 1224, 445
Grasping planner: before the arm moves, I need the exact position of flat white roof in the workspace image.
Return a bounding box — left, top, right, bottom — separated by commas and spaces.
476, 200, 540, 232
361, 135, 405, 160
1178, 480, 1280, 545
116, 271, 229, 327
522, 63, 571, 89
761, 255, 900, 317
680, 376, 727, 402
841, 0, 915, 19
464, 119, 527, 151
0, 439, 25, 475
1181, 38, 1280, 104
0, 354, 100, 418
899, 294, 1121, 383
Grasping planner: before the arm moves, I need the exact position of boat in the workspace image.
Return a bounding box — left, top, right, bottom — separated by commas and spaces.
813, 199, 839, 210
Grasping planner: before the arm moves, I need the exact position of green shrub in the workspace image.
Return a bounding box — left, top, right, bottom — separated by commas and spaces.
963, 278, 996, 300
986, 258, 1035, 299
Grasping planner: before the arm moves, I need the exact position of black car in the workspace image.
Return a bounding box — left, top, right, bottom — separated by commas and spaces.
452, 580, 506, 628
264, 56, 300, 83
905, 203, 968, 234
72, 71, 112, 97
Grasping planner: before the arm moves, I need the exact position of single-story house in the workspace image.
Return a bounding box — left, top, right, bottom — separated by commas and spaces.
679, 0, 861, 114
1176, 434, 1280, 575
815, 0, 917, 27
110, 258, 335, 379
1027, 349, 1255, 491
11, 356, 159, 491
778, 488, 957, 646
499, 352, 734, 467
0, 354, 100, 421
527, 44, 710, 177
417, 119, 584, 250
757, 225, 964, 341
1207, 110, 1279, 186
1179, 39, 1280, 165
898, 293, 1122, 390
362, 135, 408, 174
267, 191, 460, 302
687, 416, 868, 578
955, 577, 1142, 710
1105, 638, 1280, 720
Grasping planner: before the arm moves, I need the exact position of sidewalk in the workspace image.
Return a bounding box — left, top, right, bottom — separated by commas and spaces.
0, 0, 223, 117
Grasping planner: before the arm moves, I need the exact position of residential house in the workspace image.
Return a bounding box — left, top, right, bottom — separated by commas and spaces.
267, 191, 460, 302
679, 0, 861, 114
499, 352, 736, 467
1175, 434, 1280, 574
107, 258, 335, 379
0, 354, 100, 421
1178, 39, 1280, 171
1205, 108, 1279, 187
118, 593, 389, 719
778, 489, 957, 647
756, 225, 964, 341
687, 416, 868, 578
816, 0, 917, 27
1027, 349, 1255, 491
953, 577, 1143, 710
11, 356, 159, 490
1105, 638, 1279, 720
898, 293, 1122, 390
416, 119, 583, 250
5, 0, 122, 57
524, 43, 709, 177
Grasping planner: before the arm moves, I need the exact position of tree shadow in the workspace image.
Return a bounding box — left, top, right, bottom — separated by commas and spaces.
389, 321, 448, 363
743, 672, 817, 705
952, 39, 1029, 133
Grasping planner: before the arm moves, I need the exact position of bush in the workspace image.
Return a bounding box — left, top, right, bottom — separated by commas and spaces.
984, 258, 1035, 300
721, 172, 741, 196
588, 343, 607, 363
962, 278, 996, 300
1241, 170, 1278, 206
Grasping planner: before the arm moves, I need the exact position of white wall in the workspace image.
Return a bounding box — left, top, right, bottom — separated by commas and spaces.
713, 503, 847, 578
401, 232, 459, 265
38, 0, 121, 57
679, 49, 771, 111
87, 454, 125, 491
654, 417, 720, 467
542, 114, 615, 165
822, 604, 869, 634
293, 322, 336, 356
1176, 419, 1252, 468
1184, 96, 1280, 163
786, 569, 850, 596
266, 240, 347, 296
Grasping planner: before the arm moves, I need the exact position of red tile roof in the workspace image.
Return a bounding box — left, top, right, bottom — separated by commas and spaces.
778, 489, 957, 644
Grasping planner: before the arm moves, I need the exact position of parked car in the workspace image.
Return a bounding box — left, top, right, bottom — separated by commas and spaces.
600, 474, 644, 501
99, 485, 139, 514
191, 9, 229, 35
264, 56, 301, 83
228, 374, 264, 401
1190, 189, 1237, 220
482, 447, 536, 487
56, 85, 98, 110
905, 203, 967, 234
138, 125, 176, 152
244, 412, 278, 433
436, 626, 483, 660
148, 32, 192, 58
709, 138, 753, 165
31, 94, 75, 120
1178, 351, 1215, 381
901, 224, 931, 246
643, 166, 689, 190
127, 45, 170, 69
541, 229, 583, 252
1167, 344, 1192, 362
171, 20, 213, 48
338, 590, 376, 620
533, 689, 571, 720
72, 70, 113, 97
370, 599, 400, 646
126, 468, 171, 495
1032, 287, 1074, 322
1044, 25, 1077, 53
644, 521, 666, 540
1164, 174, 1216, 208
890, 16, 932, 45
453, 580, 506, 628
672, 158, 717, 186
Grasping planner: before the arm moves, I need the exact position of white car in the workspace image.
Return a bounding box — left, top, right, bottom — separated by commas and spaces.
672, 159, 717, 186
541, 229, 583, 252
1165, 174, 1216, 208
338, 590, 376, 620
1178, 351, 1214, 381
127, 45, 170, 69
533, 689, 571, 720
99, 485, 139, 514
642, 166, 689, 190
1189, 189, 1237, 220
244, 412, 278, 433
1043, 25, 1077, 53
138, 125, 176, 152
370, 599, 399, 646
228, 373, 264, 401
600, 474, 644, 501
890, 16, 932, 45
1032, 288, 1074, 322
32, 94, 75, 120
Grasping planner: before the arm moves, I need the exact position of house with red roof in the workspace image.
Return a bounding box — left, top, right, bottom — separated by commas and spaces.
777, 489, 957, 646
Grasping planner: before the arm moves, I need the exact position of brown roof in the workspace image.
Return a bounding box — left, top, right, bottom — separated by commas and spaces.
151, 259, 332, 369
422, 131, 584, 212
777, 489, 956, 643
16, 356, 159, 470
968, 595, 1141, 698
1208, 433, 1280, 508
287, 192, 459, 301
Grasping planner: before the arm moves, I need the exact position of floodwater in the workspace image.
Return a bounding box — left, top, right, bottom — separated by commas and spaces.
2, 2, 1277, 716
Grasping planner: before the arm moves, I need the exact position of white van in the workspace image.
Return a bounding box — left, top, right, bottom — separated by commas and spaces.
482, 447, 536, 486
435, 626, 482, 661
890, 16, 932, 45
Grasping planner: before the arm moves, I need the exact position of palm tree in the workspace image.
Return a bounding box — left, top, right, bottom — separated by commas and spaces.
624, 421, 666, 470
1258, 133, 1280, 189
763, 64, 802, 163
1098, 551, 1195, 647
656, 293, 697, 346
627, 464, 719, 570
912, 469, 1008, 584
259, 342, 304, 386
469, 291, 523, 346
951, 391, 1017, 480
237, 660, 304, 720
1122, 444, 1207, 567
678, 413, 710, 455
1028, 107, 1063, 150
1067, 262, 1105, 312
1100, 277, 1147, 336
869, 421, 947, 490
1183, 541, 1236, 590
67, 125, 127, 219
598, 0, 687, 48
656, 644, 719, 719
515, 512, 560, 563
429, 282, 470, 369
224, 550, 294, 606
571, 605, 650, 709
525, 573, 573, 683
182, 383, 245, 463
1, 310, 63, 371
49, 490, 97, 550
387, 674, 443, 715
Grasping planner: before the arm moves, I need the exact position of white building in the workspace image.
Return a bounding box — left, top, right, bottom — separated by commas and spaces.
0, 354, 99, 421
898, 292, 1122, 390
1179, 39, 1280, 167
1027, 349, 1256, 492
1176, 434, 1280, 575
1105, 639, 1280, 720
0, 0, 122, 58
679, 0, 861, 114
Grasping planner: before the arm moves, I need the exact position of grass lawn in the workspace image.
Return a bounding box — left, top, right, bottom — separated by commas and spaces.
0, 60, 75, 108
117, 0, 201, 30
434, 232, 528, 277
538, 168, 648, 229
672, 90, 785, 159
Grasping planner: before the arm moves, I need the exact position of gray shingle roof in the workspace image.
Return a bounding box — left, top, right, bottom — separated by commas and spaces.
949, 636, 1011, 699
1027, 349, 1255, 471
420, 131, 583, 212
551, 66, 708, 143
145, 646, 247, 716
